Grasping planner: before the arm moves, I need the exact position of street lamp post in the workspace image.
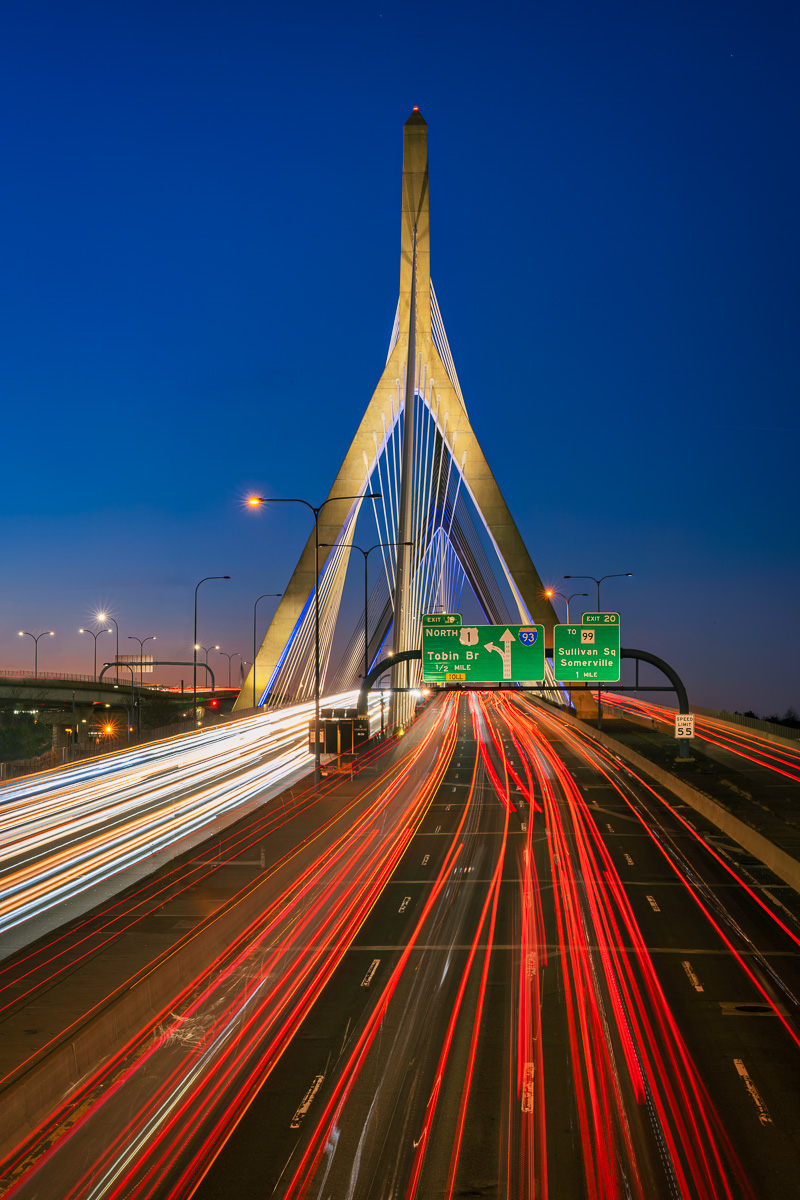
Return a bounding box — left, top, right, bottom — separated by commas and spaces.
127, 635, 157, 685
563, 573, 633, 613
18, 630, 54, 679
219, 650, 241, 688
79, 626, 112, 680
544, 590, 588, 624
97, 613, 120, 683
193, 577, 230, 723
248, 493, 380, 784
252, 594, 282, 709
320, 540, 412, 683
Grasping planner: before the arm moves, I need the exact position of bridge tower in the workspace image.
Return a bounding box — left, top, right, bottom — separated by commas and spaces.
236, 110, 557, 716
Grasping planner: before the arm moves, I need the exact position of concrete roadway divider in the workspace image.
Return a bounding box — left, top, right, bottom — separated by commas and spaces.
528, 698, 800, 896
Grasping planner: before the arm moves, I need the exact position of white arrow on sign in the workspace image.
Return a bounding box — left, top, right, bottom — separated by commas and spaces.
485, 628, 515, 679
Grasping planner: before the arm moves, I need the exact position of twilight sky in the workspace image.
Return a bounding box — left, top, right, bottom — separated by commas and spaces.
1, 0, 798, 714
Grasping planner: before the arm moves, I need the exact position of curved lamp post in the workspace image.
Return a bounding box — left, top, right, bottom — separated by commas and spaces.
544, 590, 588, 624
563, 573, 632, 613
193, 577, 230, 723
320, 540, 412, 683
219, 650, 241, 688
128, 635, 157, 685
97, 613, 119, 682
79, 626, 112, 680
18, 630, 54, 679
252, 594, 282, 709
248, 492, 381, 784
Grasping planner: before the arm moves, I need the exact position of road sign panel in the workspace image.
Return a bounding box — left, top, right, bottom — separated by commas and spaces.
422, 622, 545, 684
553, 621, 621, 682
675, 714, 695, 739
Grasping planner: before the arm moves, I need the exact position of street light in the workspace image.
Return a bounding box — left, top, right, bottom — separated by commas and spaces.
18, 630, 54, 679
128, 635, 156, 684
252, 594, 282, 709
79, 626, 112, 680
97, 613, 120, 683
544, 589, 588, 624
320, 540, 412, 683
219, 650, 241, 687
564, 573, 633, 613
248, 492, 381, 784
193, 577, 230, 723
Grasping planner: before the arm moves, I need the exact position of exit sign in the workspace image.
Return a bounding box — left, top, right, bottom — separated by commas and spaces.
553, 613, 621, 682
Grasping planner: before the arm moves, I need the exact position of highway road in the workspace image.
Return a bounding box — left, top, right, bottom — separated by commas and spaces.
2, 693, 799, 1198
0, 691, 375, 957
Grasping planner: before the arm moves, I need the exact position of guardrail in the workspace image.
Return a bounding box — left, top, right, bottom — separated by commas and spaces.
0, 670, 161, 687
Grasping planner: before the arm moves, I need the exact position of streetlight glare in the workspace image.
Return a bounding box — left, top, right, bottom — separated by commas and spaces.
247, 497, 262, 507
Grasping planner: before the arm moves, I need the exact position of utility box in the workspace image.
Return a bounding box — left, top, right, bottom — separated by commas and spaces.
308, 716, 372, 755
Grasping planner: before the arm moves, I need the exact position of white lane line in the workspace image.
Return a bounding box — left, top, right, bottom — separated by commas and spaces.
361, 958, 380, 988
733, 1059, 772, 1124
606, 824, 615, 834
624, 853, 634, 866
681, 960, 704, 992
421, 854, 430, 866
398, 896, 412, 913
646, 895, 661, 912
521, 1063, 535, 1113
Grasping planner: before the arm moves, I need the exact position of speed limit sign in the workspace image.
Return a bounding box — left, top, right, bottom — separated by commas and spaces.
675, 714, 695, 739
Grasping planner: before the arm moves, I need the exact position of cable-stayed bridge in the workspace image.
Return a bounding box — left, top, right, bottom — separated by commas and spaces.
236, 109, 558, 721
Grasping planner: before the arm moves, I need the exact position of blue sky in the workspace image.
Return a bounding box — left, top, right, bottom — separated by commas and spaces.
1, 0, 798, 713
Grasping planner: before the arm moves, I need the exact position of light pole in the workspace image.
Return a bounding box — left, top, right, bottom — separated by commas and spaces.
544, 589, 588, 624
97, 613, 120, 682
320, 540, 412, 683
18, 630, 54, 679
252, 593, 282, 709
195, 644, 220, 683
79, 626, 112, 680
564, 573, 633, 613
194, 577, 230, 723
128, 635, 156, 684
248, 492, 381, 784
219, 650, 241, 687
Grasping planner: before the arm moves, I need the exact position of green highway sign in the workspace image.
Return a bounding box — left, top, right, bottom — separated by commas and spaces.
553, 614, 621, 682
422, 622, 545, 684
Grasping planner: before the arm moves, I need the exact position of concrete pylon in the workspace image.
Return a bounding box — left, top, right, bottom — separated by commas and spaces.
236, 109, 556, 712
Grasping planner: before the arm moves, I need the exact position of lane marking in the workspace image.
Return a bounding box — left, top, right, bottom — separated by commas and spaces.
361, 959, 380, 988
446, 805, 451, 811
398, 896, 412, 913
733, 1059, 772, 1124
521, 1063, 535, 1113
624, 853, 634, 866
681, 960, 703, 992
434, 825, 441, 833
646, 895, 661, 912
526, 951, 537, 980
421, 854, 430, 866
606, 824, 615, 834
290, 1074, 324, 1129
